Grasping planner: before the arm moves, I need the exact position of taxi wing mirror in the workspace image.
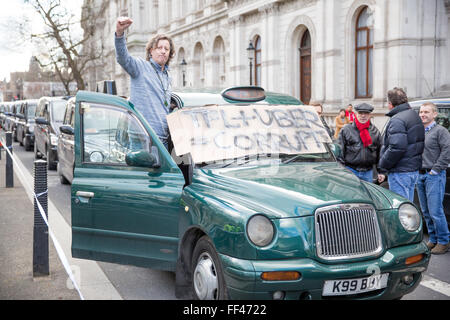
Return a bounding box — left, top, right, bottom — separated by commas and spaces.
36, 117, 49, 125
125, 146, 160, 168
60, 125, 74, 135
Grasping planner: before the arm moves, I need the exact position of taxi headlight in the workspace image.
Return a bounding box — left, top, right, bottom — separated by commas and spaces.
247, 215, 274, 247
398, 203, 421, 232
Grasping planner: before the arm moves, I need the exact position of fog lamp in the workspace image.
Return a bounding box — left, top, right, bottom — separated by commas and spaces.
402, 274, 414, 285
272, 291, 285, 300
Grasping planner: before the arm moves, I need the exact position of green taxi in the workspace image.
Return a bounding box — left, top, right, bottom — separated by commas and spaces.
71, 87, 430, 300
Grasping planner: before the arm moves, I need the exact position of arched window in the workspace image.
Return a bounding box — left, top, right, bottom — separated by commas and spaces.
355, 6, 373, 98
194, 42, 205, 87
299, 30, 311, 104
254, 36, 261, 86
213, 36, 226, 86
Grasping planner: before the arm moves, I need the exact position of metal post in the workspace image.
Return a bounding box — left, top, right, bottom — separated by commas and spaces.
33, 160, 49, 277
249, 60, 253, 86
5, 132, 13, 188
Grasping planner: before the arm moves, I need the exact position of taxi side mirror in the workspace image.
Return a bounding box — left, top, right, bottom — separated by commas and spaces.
125, 146, 160, 168
36, 117, 49, 125
60, 125, 74, 135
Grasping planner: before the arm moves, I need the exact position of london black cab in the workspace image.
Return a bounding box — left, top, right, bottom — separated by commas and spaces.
34, 96, 70, 170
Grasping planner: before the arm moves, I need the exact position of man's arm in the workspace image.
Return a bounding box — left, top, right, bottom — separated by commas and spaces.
114, 17, 140, 78
432, 127, 450, 173
378, 119, 408, 170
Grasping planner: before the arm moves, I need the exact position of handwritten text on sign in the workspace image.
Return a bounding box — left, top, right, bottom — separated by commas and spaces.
167, 105, 332, 163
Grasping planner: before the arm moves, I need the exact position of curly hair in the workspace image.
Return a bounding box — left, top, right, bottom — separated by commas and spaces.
145, 34, 175, 66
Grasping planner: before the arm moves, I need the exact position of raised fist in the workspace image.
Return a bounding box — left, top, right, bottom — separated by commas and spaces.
116, 17, 133, 36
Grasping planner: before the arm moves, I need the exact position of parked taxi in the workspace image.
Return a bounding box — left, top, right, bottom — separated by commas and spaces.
71, 86, 429, 300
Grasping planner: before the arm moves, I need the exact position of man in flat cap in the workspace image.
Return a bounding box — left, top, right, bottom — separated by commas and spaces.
337, 103, 383, 182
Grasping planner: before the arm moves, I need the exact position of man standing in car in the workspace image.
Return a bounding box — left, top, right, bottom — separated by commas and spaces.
337, 103, 382, 182
114, 16, 175, 149
416, 102, 450, 254
378, 87, 425, 201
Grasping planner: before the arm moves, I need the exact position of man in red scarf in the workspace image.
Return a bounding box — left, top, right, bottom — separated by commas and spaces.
337, 103, 383, 182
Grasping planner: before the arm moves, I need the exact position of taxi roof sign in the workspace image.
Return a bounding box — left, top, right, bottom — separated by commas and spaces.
221, 86, 266, 103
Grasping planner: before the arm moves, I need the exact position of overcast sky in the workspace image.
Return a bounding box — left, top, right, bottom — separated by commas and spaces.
0, 0, 82, 82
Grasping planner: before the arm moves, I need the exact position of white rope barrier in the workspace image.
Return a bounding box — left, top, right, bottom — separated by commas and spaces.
0, 136, 84, 300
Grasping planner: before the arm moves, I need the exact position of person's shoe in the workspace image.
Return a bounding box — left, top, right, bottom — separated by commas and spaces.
426, 242, 437, 250
431, 243, 449, 255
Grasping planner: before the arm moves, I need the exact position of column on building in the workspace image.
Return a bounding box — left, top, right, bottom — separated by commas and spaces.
229, 15, 245, 86
322, 0, 340, 108
313, 0, 326, 103
444, 0, 450, 93
372, 0, 388, 107
259, 3, 280, 92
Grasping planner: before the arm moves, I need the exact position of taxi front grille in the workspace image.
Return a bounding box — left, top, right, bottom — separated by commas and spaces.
315, 204, 382, 260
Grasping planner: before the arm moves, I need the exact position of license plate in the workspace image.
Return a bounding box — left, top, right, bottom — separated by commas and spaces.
322, 273, 389, 296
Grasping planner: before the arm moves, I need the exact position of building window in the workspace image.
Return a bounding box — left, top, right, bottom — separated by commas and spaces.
355, 6, 373, 98
254, 36, 261, 86
299, 30, 311, 105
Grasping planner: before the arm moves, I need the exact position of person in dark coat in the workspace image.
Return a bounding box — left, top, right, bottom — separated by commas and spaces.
378, 87, 425, 201
337, 103, 382, 182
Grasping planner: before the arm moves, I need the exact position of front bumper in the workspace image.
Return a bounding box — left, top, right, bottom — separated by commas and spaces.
220, 242, 430, 300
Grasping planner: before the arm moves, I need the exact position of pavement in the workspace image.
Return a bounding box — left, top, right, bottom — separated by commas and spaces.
0, 131, 126, 300
0, 146, 80, 300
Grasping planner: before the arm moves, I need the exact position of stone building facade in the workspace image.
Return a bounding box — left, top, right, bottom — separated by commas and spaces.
81, 0, 450, 117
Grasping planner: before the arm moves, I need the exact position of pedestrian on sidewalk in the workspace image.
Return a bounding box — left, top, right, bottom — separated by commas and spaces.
416, 102, 450, 254
378, 87, 425, 201
334, 108, 349, 140
311, 103, 334, 139
337, 103, 382, 182
345, 104, 356, 123
115, 16, 175, 149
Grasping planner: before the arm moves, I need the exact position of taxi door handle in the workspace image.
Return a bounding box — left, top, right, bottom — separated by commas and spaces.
76, 191, 94, 199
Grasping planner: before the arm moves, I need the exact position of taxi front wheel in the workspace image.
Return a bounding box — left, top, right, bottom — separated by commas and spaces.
191, 236, 228, 300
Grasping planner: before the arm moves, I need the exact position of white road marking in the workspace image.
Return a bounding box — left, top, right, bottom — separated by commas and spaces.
421, 275, 450, 296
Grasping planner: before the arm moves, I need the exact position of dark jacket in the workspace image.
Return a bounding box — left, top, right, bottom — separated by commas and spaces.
338, 122, 382, 171
378, 103, 425, 173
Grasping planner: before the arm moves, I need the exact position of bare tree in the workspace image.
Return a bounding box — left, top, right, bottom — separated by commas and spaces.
23, 0, 107, 94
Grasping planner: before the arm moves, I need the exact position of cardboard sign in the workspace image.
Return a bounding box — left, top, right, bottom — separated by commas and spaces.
167, 105, 332, 163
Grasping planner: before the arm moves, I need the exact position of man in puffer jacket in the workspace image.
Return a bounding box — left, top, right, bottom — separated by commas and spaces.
378, 87, 425, 201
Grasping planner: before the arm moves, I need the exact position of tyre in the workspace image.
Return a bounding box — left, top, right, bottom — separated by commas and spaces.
191, 236, 228, 300
24, 136, 32, 151
57, 163, 70, 185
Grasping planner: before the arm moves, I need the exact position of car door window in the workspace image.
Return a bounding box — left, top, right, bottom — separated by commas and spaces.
436, 105, 449, 132
81, 103, 151, 164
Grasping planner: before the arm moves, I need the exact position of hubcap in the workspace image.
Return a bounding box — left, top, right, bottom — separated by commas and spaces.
193, 252, 218, 300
